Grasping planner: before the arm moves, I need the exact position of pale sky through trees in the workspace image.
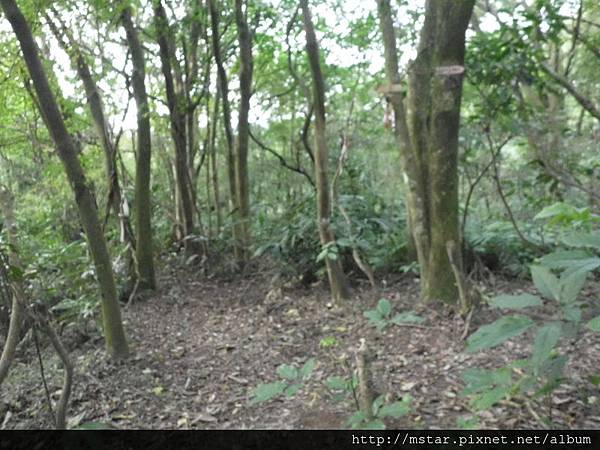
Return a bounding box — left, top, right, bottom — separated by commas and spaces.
1, 0, 578, 132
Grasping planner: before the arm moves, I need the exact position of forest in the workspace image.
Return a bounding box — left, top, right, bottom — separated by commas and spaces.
0, 0, 599, 431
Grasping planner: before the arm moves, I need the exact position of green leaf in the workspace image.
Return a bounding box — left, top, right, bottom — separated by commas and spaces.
537, 355, 568, 382
363, 310, 383, 322
326, 376, 348, 391
535, 378, 564, 398
364, 310, 387, 331
588, 375, 600, 386
284, 383, 303, 397
540, 250, 591, 269
372, 395, 385, 416
378, 398, 411, 419
250, 381, 286, 404
299, 358, 316, 380
562, 233, 600, 250
540, 251, 600, 281
561, 257, 600, 279
362, 420, 386, 430
336, 238, 352, 248
75, 422, 113, 430
560, 270, 587, 304
586, 315, 600, 332
564, 304, 582, 323
472, 385, 510, 410
456, 416, 480, 429
277, 364, 298, 380
376, 299, 392, 318
347, 410, 368, 427
489, 293, 542, 310
534, 202, 575, 219
316, 248, 328, 263
319, 336, 338, 348
467, 315, 535, 352
530, 265, 560, 301
461, 368, 496, 396
391, 311, 425, 324
531, 322, 562, 371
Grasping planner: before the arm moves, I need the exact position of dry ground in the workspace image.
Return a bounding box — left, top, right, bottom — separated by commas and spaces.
2, 264, 599, 429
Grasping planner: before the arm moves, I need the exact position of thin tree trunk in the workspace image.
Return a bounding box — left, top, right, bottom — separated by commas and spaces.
2, 0, 129, 359
208, 0, 241, 259
210, 93, 222, 230
0, 190, 24, 386
234, 0, 254, 263
120, 4, 156, 291
300, 0, 350, 304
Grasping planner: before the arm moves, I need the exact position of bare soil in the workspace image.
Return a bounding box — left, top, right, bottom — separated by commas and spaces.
2, 264, 600, 429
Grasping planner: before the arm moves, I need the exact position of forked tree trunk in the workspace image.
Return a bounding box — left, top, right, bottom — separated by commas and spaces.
120, 4, 156, 291
234, 0, 254, 263
377, 0, 474, 304
2, 0, 129, 359
300, 0, 350, 304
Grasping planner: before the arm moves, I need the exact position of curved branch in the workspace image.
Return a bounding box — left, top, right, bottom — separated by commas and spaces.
461, 135, 512, 239
486, 131, 545, 252
248, 128, 314, 187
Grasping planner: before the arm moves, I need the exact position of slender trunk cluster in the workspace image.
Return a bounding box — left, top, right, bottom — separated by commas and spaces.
1, 0, 129, 359
208, 0, 253, 264
45, 9, 137, 285
377, 0, 474, 303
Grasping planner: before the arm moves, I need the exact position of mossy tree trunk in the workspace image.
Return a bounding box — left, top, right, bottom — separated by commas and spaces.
377, 0, 474, 304
2, 0, 129, 359
120, 4, 156, 291
301, 0, 351, 304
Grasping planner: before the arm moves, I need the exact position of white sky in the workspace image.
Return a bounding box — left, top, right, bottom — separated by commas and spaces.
1, 0, 580, 133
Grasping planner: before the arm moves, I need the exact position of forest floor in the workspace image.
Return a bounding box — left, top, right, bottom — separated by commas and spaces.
2, 261, 600, 430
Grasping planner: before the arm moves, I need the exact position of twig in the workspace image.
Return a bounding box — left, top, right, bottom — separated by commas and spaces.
486, 129, 544, 252
38, 314, 73, 429
33, 325, 55, 423
526, 399, 550, 429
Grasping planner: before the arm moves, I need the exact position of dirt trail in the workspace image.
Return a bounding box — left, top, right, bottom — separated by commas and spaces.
2, 269, 599, 429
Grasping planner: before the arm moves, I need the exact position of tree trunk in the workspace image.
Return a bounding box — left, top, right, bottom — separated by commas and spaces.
210, 93, 222, 230
234, 0, 254, 263
153, 0, 196, 252
377, 0, 474, 304
2, 0, 129, 359
120, 4, 156, 291
208, 0, 241, 259
300, 0, 350, 304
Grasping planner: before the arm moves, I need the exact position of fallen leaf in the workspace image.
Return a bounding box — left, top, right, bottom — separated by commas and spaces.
400, 381, 416, 391
192, 413, 218, 424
